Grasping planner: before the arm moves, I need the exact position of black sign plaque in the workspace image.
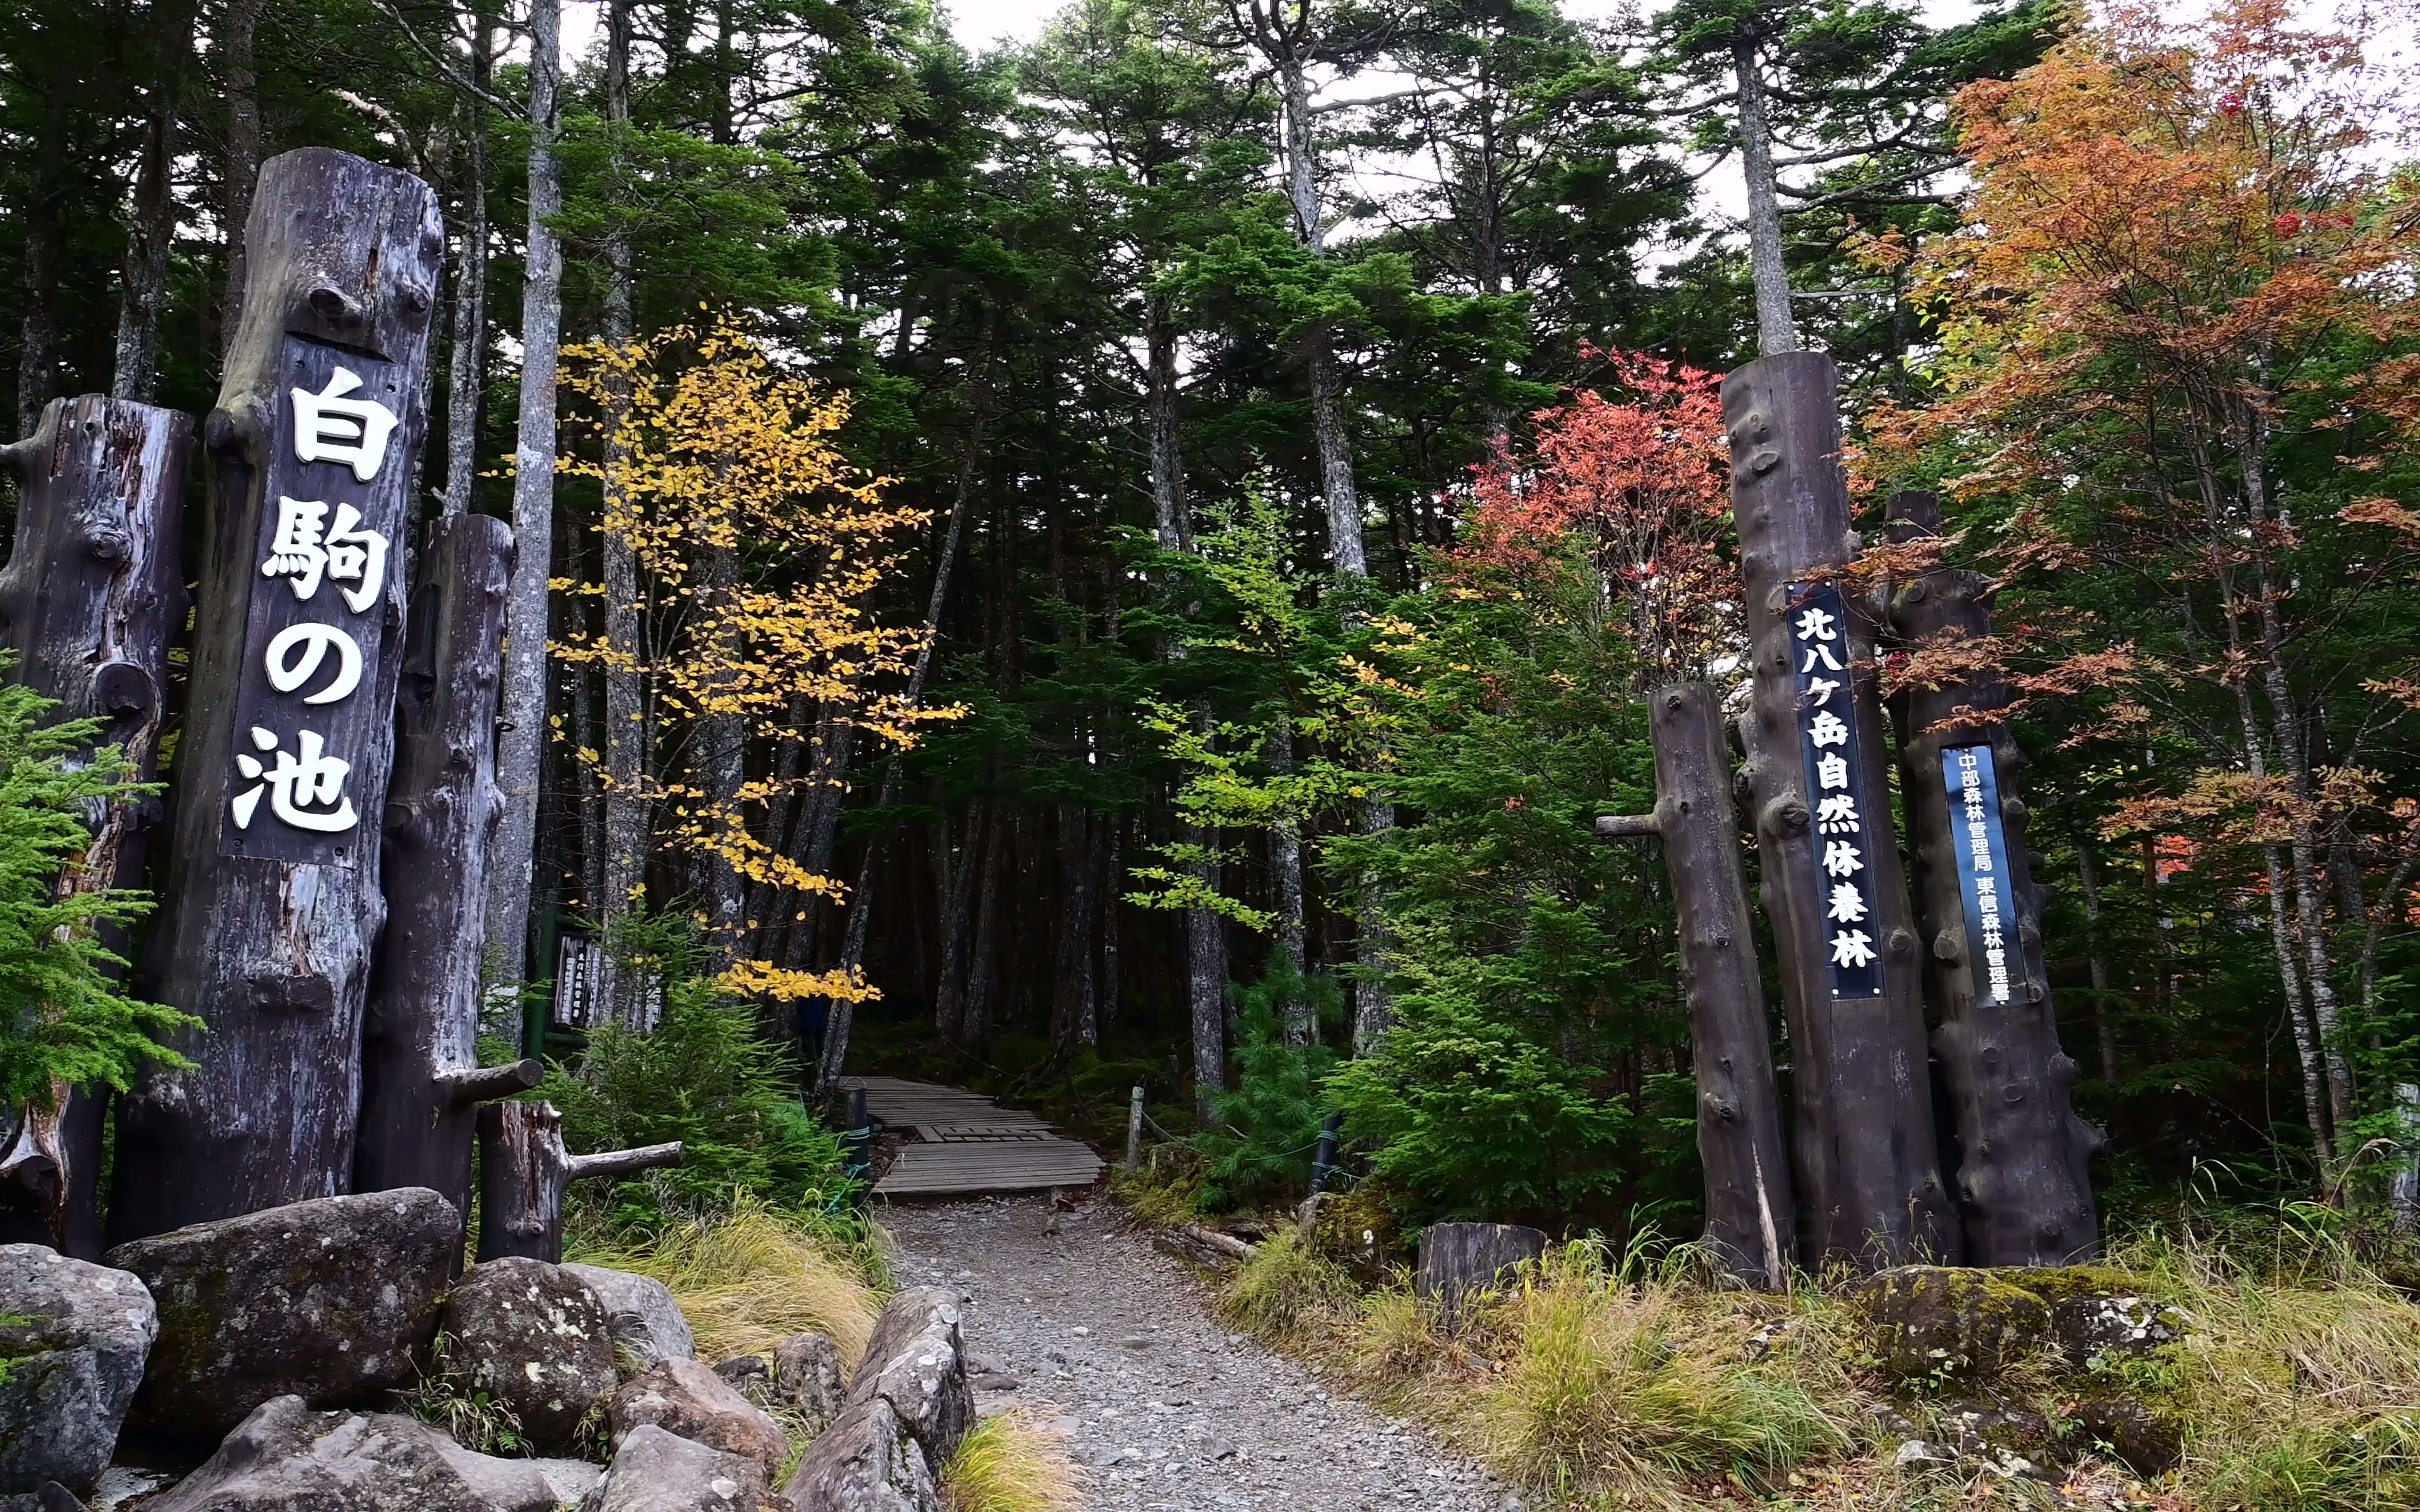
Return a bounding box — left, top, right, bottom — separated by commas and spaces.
1943, 743, 2015, 1004
1786, 580, 1884, 1000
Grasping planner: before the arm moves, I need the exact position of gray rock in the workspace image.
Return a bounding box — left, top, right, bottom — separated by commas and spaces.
1938, 1401, 2057, 1469
0, 1245, 158, 1499
713, 1355, 773, 1405
145, 1395, 557, 1512
782, 1398, 937, 1512
611, 1357, 788, 1470
105, 1189, 457, 1443
771, 1334, 844, 1436
2068, 1395, 2182, 1475
581, 1425, 764, 1512
563, 1265, 695, 1369
847, 1290, 973, 1469
439, 1257, 619, 1454
1848, 1266, 2050, 1382
522, 1460, 606, 1506
0, 1483, 88, 1512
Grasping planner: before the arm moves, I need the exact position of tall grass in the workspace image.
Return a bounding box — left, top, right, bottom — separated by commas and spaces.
940, 1411, 1087, 1512
567, 1194, 882, 1368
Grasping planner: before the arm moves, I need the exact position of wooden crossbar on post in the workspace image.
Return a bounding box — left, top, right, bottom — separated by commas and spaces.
475, 1100, 684, 1264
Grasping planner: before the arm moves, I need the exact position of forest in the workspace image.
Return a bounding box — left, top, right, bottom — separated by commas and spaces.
8, 0, 2420, 1280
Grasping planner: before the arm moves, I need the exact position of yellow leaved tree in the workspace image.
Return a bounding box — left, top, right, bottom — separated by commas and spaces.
555, 318, 952, 1011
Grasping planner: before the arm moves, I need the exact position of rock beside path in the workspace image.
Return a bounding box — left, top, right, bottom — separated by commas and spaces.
783, 1398, 937, 1512
105, 1189, 457, 1443
581, 1425, 766, 1512
0, 1245, 158, 1502
144, 1395, 557, 1512
564, 1264, 695, 1368
847, 1288, 973, 1471
611, 1357, 788, 1470
438, 1257, 618, 1453
773, 1333, 846, 1436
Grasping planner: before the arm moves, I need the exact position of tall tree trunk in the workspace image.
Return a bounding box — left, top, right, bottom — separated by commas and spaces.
1884, 491, 2099, 1266
1269, 723, 1310, 1043
216, 0, 265, 346
1188, 733, 1228, 1125
1052, 804, 1101, 1055
1730, 29, 1798, 357
2072, 826, 2121, 1085
16, 172, 62, 435
694, 538, 746, 960
112, 1, 193, 402
1725, 354, 1954, 1270
932, 802, 985, 1044
599, 0, 647, 975
961, 812, 1008, 1045
485, 0, 566, 986
1601, 683, 1796, 1289
441, 6, 493, 519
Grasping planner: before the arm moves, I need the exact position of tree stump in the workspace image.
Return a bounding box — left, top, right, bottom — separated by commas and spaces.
109, 148, 444, 1241
1414, 1222, 1546, 1322
0, 394, 190, 1255
1884, 490, 2099, 1265
475, 1100, 683, 1263
354, 513, 533, 1249
1723, 353, 1955, 1270
1600, 682, 1797, 1289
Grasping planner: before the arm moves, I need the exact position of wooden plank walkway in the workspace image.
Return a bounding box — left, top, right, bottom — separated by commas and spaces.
844, 1075, 1105, 1198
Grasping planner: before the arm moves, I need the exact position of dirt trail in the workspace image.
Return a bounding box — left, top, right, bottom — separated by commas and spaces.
879, 1195, 1518, 1512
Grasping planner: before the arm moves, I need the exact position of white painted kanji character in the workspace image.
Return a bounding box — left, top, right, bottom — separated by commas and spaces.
231, 726, 358, 834
1830, 929, 1877, 969
291, 366, 400, 482
261, 498, 388, 612
1827, 883, 1868, 923
1821, 839, 1863, 878
1801, 639, 1844, 673
263, 622, 363, 706
1816, 794, 1861, 834
1805, 675, 1840, 708
1815, 752, 1849, 790
1795, 606, 1837, 642
1807, 710, 1849, 748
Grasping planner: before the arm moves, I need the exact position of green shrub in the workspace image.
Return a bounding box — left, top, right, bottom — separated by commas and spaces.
1195, 955, 1339, 1210
0, 671, 194, 1110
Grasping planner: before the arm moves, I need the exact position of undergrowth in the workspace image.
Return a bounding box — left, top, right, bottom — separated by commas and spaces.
940, 1410, 1087, 1512
1189, 1203, 2420, 1512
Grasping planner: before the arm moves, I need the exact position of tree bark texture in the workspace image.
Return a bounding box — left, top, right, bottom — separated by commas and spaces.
1602, 682, 1795, 1289
485, 0, 566, 986
0, 396, 191, 1254
1723, 353, 1953, 1270
16, 181, 61, 436
112, 1, 195, 402
474, 1099, 681, 1264
1883, 491, 2099, 1266
439, 6, 492, 519
1731, 31, 1799, 358
1414, 1222, 1547, 1322
215, 0, 266, 346
356, 513, 540, 1235
109, 148, 443, 1242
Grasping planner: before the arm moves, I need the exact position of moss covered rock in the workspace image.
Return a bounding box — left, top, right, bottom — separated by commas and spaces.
1849, 1266, 2052, 1382
438, 1258, 618, 1454
2005, 1266, 2188, 1366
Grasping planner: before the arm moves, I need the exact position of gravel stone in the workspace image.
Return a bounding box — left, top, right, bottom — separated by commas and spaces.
880, 1196, 1502, 1512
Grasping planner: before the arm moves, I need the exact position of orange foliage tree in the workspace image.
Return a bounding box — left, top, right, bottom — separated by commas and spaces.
1867, 0, 2420, 1164
555, 321, 953, 1011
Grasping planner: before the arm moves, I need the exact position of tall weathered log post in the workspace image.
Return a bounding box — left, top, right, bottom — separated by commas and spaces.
1599, 682, 1795, 1289
1882, 490, 2099, 1264
354, 512, 540, 1242
108, 148, 443, 1241
1723, 354, 1955, 1270
0, 396, 190, 1255
475, 1100, 683, 1264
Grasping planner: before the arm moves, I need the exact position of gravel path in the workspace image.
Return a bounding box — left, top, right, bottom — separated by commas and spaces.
879, 1194, 1518, 1512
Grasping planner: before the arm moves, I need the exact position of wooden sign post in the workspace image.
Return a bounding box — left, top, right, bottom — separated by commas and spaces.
1599, 682, 1796, 1289
1884, 491, 2099, 1265
0, 396, 190, 1255
1723, 354, 1955, 1270
354, 512, 540, 1239
109, 148, 443, 1241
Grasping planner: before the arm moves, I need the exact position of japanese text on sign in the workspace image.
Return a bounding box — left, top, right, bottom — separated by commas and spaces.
1788, 582, 1884, 998
223, 344, 408, 863
1944, 745, 2014, 1004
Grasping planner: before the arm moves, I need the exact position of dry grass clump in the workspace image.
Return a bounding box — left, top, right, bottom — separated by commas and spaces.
940, 1409, 1087, 1512
568, 1194, 882, 1368
2106, 1226, 2420, 1510
1214, 1228, 1359, 1343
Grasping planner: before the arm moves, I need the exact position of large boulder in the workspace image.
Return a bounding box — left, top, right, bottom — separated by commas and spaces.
144, 1395, 558, 1512
581, 1426, 766, 1512
563, 1264, 695, 1369
2007, 1266, 2188, 1366
846, 1289, 972, 1469
773, 1333, 847, 1438
610, 1357, 787, 1470
0, 1245, 158, 1501
438, 1258, 618, 1453
106, 1189, 457, 1443
784, 1398, 938, 1512
1849, 1266, 2051, 1383
2068, 1394, 2183, 1475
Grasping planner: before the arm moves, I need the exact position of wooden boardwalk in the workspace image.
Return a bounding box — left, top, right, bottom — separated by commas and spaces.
844, 1075, 1105, 1198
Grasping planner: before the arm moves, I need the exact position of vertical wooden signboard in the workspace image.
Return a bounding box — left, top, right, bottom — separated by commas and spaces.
1885, 491, 2099, 1265
1723, 353, 1955, 1270
109, 149, 442, 1241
